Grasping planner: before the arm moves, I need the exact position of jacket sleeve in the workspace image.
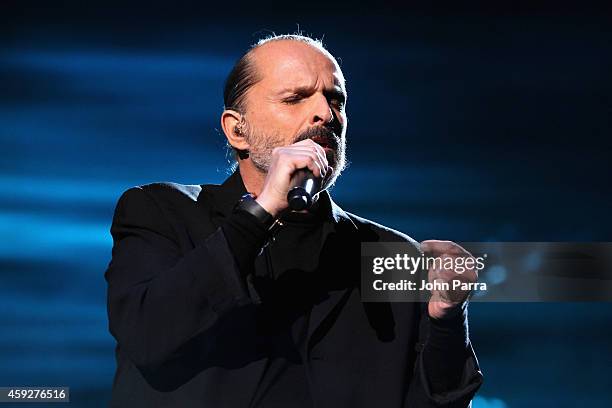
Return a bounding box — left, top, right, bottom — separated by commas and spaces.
404, 301, 484, 407
104, 186, 264, 374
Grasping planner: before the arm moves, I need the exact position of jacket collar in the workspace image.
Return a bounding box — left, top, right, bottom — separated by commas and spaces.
201, 169, 358, 232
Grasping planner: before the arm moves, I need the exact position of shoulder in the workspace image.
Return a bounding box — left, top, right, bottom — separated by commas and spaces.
116, 181, 203, 208
111, 182, 206, 238
112, 182, 206, 227
343, 210, 421, 249
139, 181, 202, 202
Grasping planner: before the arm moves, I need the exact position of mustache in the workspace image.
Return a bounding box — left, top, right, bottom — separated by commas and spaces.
294, 126, 340, 150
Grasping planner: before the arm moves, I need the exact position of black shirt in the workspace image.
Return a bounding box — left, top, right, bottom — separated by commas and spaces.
222, 202, 330, 407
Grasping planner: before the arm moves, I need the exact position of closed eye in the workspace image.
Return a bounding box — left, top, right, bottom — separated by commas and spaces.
329, 97, 345, 109
281, 89, 346, 108
325, 90, 346, 109
282, 95, 304, 104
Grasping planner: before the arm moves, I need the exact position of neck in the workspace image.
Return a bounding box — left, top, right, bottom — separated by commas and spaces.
238, 159, 266, 196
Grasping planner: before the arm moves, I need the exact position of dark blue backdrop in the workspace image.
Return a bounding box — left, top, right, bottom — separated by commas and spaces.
1, 2, 611, 407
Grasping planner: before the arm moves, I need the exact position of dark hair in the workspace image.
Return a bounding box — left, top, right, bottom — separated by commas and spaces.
223, 52, 259, 114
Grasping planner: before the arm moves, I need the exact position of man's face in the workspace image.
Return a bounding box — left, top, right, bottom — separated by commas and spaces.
240, 40, 348, 189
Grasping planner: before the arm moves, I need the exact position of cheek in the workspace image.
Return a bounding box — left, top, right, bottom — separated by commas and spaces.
337, 112, 347, 133
334, 107, 346, 122
275, 105, 307, 125
249, 104, 296, 130
262, 109, 307, 140
245, 113, 296, 147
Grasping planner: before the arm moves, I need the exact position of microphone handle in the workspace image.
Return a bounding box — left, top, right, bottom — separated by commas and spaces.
287, 168, 321, 211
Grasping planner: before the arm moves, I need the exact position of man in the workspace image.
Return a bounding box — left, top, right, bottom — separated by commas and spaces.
105, 34, 483, 407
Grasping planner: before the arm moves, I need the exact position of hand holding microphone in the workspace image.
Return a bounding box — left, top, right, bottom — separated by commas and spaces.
256, 139, 330, 217
286, 168, 321, 211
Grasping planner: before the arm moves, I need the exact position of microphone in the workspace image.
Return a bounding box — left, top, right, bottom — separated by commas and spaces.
287, 168, 321, 211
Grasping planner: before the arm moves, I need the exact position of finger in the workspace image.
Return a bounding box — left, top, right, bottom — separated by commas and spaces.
305, 139, 329, 168
322, 165, 334, 185
287, 153, 325, 178
282, 148, 328, 177
420, 240, 467, 256
290, 140, 329, 172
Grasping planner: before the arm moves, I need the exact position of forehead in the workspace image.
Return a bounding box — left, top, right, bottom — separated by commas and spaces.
251, 40, 345, 91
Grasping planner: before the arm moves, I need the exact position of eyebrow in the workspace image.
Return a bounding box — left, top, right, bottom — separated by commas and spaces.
324, 87, 347, 102
279, 85, 346, 101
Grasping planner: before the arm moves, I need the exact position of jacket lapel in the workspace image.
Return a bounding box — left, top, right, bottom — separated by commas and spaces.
197, 169, 247, 230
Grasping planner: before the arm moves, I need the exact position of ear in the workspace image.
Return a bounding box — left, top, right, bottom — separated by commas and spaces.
221, 109, 250, 151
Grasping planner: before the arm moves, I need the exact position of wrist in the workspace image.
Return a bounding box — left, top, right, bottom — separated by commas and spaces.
254, 194, 282, 218
234, 193, 283, 234
428, 299, 467, 322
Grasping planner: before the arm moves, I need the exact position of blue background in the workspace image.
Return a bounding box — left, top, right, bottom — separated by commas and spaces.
1, 2, 611, 407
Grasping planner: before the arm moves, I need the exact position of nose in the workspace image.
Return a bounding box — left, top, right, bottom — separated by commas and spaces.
310, 92, 333, 125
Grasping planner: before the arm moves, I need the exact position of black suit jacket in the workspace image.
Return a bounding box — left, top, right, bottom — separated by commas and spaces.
104, 170, 483, 407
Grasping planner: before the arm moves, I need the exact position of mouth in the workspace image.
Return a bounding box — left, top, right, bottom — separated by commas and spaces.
310, 135, 335, 150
